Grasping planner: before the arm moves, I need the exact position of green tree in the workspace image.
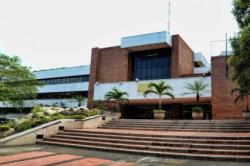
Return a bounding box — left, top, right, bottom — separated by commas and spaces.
231, 87, 250, 112
74, 95, 86, 107
104, 87, 129, 112
144, 81, 174, 110
183, 80, 209, 104
229, 0, 250, 91
0, 54, 40, 106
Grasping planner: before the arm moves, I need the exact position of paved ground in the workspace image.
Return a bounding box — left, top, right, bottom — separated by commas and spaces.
0, 145, 250, 166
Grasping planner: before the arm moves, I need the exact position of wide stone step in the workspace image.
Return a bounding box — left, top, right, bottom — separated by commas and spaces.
116, 119, 250, 124
65, 129, 250, 140
102, 124, 250, 129
106, 122, 250, 127
37, 141, 250, 162
42, 137, 250, 155
109, 121, 250, 124
53, 134, 250, 150
99, 126, 250, 132
57, 132, 250, 145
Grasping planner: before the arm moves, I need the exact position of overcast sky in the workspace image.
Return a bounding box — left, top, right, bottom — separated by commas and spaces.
0, 0, 238, 70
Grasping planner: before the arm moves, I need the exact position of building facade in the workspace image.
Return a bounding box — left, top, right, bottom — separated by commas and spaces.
1, 31, 248, 120
87, 32, 213, 119
87, 31, 249, 120
0, 65, 90, 109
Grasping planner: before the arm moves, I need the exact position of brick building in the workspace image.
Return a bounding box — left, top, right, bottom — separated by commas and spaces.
87, 31, 249, 119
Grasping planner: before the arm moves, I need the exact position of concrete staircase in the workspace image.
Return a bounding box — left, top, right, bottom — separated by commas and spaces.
99, 119, 250, 132
37, 119, 250, 161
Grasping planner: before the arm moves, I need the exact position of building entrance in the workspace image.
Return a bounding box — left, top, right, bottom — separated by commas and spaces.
123, 104, 212, 120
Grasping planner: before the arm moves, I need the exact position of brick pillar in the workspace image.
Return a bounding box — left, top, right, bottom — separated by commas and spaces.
87, 48, 100, 108
171, 35, 179, 78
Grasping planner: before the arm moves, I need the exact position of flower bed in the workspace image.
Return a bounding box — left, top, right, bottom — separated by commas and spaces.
0, 106, 100, 137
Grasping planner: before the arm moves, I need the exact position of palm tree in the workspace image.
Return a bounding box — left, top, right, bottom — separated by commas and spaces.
144, 81, 175, 110
183, 80, 209, 104
104, 87, 129, 112
74, 95, 86, 107
231, 88, 250, 112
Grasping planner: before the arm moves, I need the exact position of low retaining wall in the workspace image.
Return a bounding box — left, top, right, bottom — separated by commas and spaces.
0, 115, 103, 147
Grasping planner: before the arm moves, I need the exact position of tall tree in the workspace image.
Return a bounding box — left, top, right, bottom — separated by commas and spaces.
183, 80, 209, 104
229, 0, 250, 91
144, 81, 175, 110
0, 54, 40, 106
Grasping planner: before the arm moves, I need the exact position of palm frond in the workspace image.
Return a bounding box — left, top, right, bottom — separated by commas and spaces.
162, 92, 175, 99
144, 89, 158, 97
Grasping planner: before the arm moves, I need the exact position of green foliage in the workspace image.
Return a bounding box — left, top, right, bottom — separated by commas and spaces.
0, 125, 10, 131
229, 0, 250, 91
105, 87, 129, 111
5, 120, 16, 128
192, 106, 203, 113
74, 95, 86, 107
0, 54, 41, 106
153, 110, 166, 113
67, 115, 86, 119
32, 106, 44, 114
183, 80, 209, 103
15, 120, 36, 132
231, 87, 250, 112
232, 0, 250, 28
144, 81, 174, 110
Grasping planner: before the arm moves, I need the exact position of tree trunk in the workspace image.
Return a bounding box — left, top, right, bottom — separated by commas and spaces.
159, 96, 162, 110
196, 93, 200, 104
116, 100, 119, 112
247, 95, 249, 112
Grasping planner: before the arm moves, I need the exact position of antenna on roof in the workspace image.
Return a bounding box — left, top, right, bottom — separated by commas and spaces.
168, 1, 171, 33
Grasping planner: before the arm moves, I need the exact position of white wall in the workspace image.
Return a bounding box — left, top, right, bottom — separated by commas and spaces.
34, 65, 90, 79
121, 31, 172, 48
38, 82, 89, 93
94, 76, 211, 100
194, 67, 210, 74
0, 99, 87, 108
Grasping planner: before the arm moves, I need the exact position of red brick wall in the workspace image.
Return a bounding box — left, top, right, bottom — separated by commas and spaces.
211, 56, 249, 119
87, 48, 100, 108
171, 35, 194, 78
98, 46, 129, 83
87, 46, 129, 107
88, 35, 195, 108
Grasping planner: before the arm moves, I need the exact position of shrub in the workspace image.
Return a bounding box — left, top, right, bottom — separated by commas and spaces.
67, 115, 86, 119
0, 125, 10, 132
153, 110, 166, 113
192, 106, 203, 113
50, 113, 66, 121
6, 120, 17, 128
15, 120, 36, 132
32, 106, 44, 114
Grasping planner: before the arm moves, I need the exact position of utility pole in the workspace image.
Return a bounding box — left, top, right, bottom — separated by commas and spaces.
168, 1, 171, 33
225, 33, 229, 77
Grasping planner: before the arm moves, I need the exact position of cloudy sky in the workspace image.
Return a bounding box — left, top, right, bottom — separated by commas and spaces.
0, 0, 238, 70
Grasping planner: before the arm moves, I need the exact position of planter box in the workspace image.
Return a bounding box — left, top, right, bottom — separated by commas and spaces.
0, 128, 15, 138
192, 111, 203, 120
103, 111, 121, 120
154, 112, 165, 120
243, 112, 250, 119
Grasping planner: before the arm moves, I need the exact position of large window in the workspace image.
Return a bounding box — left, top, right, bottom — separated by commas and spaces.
132, 48, 171, 80
38, 75, 89, 85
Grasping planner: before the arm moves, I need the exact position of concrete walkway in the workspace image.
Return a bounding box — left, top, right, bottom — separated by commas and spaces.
0, 145, 250, 166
